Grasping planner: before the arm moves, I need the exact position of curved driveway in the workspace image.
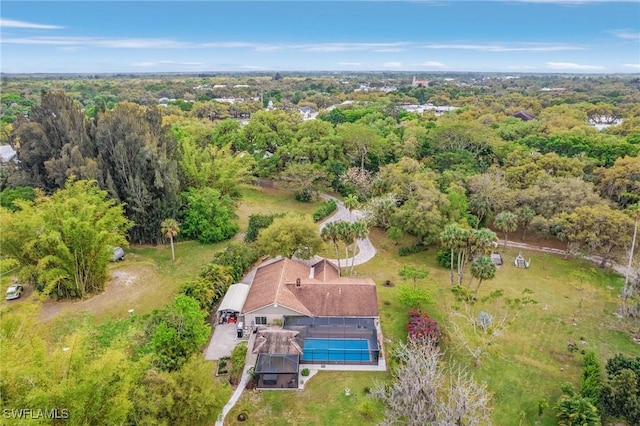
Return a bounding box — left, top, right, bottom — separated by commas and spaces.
319, 194, 376, 266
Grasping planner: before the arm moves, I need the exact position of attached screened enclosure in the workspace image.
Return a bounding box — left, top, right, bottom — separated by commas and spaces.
283, 316, 380, 365
255, 354, 299, 389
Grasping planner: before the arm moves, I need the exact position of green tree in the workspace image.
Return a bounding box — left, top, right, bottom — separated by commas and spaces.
277, 162, 329, 202
181, 187, 238, 244
161, 218, 180, 262
257, 212, 323, 259
440, 224, 468, 286
469, 255, 497, 297
517, 206, 536, 241
147, 295, 211, 371
95, 102, 181, 244
321, 221, 342, 269
558, 204, 633, 268
494, 211, 518, 249
0, 179, 132, 299
349, 220, 369, 275
344, 194, 359, 219
555, 383, 601, 426
580, 352, 602, 403
399, 265, 430, 288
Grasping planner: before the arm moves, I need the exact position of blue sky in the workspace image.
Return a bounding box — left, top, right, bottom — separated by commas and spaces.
1, 1, 639, 74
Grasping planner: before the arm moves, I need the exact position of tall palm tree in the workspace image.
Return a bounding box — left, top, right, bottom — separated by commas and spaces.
440, 224, 467, 286
349, 221, 369, 275
337, 221, 356, 275
494, 211, 518, 249
344, 194, 359, 220
161, 218, 180, 262
623, 202, 640, 301
321, 221, 342, 270
469, 255, 497, 297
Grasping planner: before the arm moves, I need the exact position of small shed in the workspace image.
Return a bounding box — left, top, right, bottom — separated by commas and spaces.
491, 252, 503, 266
514, 253, 530, 268
216, 283, 250, 323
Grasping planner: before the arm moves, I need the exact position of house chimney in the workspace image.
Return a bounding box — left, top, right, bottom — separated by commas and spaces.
296, 278, 301, 288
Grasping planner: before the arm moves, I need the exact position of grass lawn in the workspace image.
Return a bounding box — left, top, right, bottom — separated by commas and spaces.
34, 239, 226, 323
227, 371, 388, 425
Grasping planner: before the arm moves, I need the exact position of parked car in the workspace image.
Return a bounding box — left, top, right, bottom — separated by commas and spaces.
5, 284, 23, 300
111, 247, 125, 262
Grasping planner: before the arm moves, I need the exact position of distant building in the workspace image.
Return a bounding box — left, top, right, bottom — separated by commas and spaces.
512, 111, 536, 121
0, 145, 17, 163
299, 106, 318, 121
411, 76, 429, 87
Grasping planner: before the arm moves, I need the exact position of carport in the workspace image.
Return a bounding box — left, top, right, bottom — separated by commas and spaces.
216, 283, 250, 324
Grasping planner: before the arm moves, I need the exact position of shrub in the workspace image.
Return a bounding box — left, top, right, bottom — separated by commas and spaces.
245, 213, 284, 243
230, 342, 248, 385
398, 245, 424, 256
301, 368, 310, 376
436, 248, 462, 268
312, 199, 337, 222
407, 308, 443, 346
295, 188, 313, 202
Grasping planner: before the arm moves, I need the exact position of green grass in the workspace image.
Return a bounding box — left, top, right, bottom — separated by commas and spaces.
227, 372, 387, 425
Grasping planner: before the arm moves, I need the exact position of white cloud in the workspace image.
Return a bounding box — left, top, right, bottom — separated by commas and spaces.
546, 62, 604, 70
423, 43, 583, 52
420, 61, 445, 68
0, 18, 63, 29
609, 29, 640, 41
382, 62, 403, 68
338, 62, 364, 66
622, 63, 640, 70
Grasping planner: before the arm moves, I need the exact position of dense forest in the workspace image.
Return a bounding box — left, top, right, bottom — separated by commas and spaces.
1, 72, 639, 425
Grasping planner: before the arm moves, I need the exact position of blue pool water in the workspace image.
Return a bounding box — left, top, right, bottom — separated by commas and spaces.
301, 338, 371, 362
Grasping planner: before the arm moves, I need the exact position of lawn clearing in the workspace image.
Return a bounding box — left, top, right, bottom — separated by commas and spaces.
37, 240, 225, 322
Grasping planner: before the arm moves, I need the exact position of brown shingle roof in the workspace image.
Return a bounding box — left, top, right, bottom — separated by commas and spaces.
242, 258, 378, 317
252, 329, 303, 355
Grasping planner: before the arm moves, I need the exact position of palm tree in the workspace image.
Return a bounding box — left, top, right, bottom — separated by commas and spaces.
469, 255, 496, 297
494, 211, 518, 249
440, 224, 467, 286
321, 221, 342, 270
344, 194, 359, 220
161, 218, 180, 262
349, 221, 368, 275
337, 221, 356, 275
517, 206, 536, 241
623, 202, 640, 301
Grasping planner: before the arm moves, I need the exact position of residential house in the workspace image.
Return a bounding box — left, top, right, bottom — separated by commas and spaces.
239, 257, 384, 388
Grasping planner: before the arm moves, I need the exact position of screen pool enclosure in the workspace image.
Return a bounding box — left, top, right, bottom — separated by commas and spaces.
283, 316, 380, 365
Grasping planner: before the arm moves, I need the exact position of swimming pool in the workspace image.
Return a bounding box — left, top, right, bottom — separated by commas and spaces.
301, 338, 371, 363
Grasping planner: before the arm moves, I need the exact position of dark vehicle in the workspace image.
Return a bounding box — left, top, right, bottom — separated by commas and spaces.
5, 284, 23, 300
112, 247, 125, 262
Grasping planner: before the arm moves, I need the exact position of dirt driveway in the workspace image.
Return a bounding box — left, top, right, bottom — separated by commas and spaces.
38, 264, 156, 322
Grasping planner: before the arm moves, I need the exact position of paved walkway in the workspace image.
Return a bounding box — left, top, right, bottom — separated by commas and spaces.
215, 365, 252, 426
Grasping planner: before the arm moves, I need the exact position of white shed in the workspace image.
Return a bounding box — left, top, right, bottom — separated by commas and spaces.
216, 283, 250, 319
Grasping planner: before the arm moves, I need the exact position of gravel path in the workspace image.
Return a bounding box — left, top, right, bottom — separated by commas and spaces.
507, 240, 635, 278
